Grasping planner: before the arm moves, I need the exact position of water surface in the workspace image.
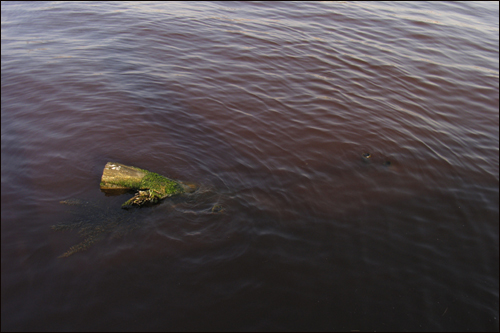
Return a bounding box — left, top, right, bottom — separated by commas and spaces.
1, 1, 498, 331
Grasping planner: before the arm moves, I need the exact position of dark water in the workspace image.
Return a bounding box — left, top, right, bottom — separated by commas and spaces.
2, 1, 498, 331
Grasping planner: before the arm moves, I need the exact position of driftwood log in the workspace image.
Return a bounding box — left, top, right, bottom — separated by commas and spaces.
100, 162, 194, 207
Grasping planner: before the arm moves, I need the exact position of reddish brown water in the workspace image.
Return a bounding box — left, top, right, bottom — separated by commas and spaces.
2, 2, 498, 331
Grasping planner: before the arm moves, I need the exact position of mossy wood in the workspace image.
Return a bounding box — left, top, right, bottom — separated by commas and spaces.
100, 162, 185, 207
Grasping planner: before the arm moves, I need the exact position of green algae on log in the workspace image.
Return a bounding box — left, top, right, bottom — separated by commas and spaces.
100, 162, 186, 208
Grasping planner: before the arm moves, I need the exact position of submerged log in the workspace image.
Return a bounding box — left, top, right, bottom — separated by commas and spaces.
100, 162, 189, 208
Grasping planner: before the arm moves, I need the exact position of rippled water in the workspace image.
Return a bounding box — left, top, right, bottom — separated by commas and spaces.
2, 2, 498, 331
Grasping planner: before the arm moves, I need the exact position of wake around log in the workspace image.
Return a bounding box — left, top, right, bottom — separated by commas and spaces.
100, 162, 190, 208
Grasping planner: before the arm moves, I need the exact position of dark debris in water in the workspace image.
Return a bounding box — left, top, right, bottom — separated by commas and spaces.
211, 204, 225, 213
361, 152, 394, 168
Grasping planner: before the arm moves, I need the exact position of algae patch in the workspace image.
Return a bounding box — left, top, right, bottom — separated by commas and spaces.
121, 171, 184, 208
53, 199, 144, 258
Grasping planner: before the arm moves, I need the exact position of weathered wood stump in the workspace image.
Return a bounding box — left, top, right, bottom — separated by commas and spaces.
100, 162, 190, 208
101, 162, 148, 190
